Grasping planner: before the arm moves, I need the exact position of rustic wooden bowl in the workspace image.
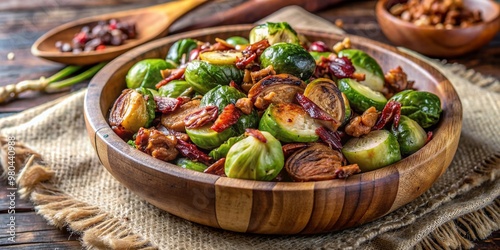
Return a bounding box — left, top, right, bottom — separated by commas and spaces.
376, 0, 500, 57
84, 25, 462, 234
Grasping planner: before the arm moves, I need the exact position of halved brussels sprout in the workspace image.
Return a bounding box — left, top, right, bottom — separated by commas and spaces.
126, 59, 176, 89
166, 38, 198, 64
226, 36, 249, 46
338, 78, 387, 112
208, 134, 245, 160
201, 85, 259, 134
390, 115, 427, 156
249, 22, 300, 45
342, 129, 401, 172
259, 43, 316, 81
175, 158, 208, 172
109, 89, 149, 138
338, 49, 385, 92
259, 103, 320, 143
186, 123, 237, 150
248, 74, 306, 110
389, 89, 442, 128
160, 99, 201, 132
199, 50, 243, 65
158, 80, 194, 98
341, 92, 352, 126
304, 78, 345, 131
225, 131, 284, 181
184, 60, 243, 94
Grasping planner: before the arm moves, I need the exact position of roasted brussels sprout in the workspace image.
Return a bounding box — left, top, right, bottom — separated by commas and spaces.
338, 49, 385, 92
248, 74, 306, 110
390, 115, 427, 156
338, 78, 387, 112
226, 36, 249, 46
201, 85, 259, 134
109, 89, 149, 139
249, 22, 300, 45
166, 38, 198, 64
184, 60, 243, 94
199, 50, 243, 65
208, 134, 245, 160
225, 130, 284, 181
186, 123, 237, 150
389, 89, 442, 128
259, 103, 320, 143
342, 129, 401, 172
126, 59, 176, 89
158, 80, 194, 98
175, 158, 208, 172
304, 78, 345, 131
259, 43, 316, 81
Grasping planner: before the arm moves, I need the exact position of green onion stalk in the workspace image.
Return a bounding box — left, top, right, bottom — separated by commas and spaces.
0, 62, 107, 103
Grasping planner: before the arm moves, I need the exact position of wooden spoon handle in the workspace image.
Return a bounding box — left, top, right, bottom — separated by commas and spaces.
144, 0, 207, 25
175, 0, 347, 32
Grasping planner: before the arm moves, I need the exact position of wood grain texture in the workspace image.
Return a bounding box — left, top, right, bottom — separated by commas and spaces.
84, 25, 462, 234
376, 0, 500, 57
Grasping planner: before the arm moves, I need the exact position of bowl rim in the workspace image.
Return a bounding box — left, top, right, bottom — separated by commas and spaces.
376, 0, 500, 31
85, 24, 463, 192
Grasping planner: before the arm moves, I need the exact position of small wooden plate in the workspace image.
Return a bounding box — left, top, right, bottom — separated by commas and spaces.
84, 25, 462, 234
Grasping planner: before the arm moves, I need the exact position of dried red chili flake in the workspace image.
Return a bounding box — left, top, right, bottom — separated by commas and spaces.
426, 131, 433, 144
373, 100, 402, 130
175, 139, 212, 165
184, 105, 219, 129
315, 126, 343, 150
211, 104, 241, 133
245, 128, 267, 143
154, 96, 184, 114
295, 93, 334, 121
155, 68, 186, 89
204, 158, 226, 176
328, 57, 356, 79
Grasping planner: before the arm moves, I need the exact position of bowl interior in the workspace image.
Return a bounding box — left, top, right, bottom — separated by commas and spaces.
85, 24, 462, 234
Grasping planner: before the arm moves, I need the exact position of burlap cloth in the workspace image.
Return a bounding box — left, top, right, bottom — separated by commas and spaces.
1, 6, 499, 250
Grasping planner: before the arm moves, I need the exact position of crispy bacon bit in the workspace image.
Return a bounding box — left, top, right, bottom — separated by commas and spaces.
245, 128, 267, 143
204, 158, 226, 176
315, 127, 343, 150
373, 100, 402, 130
229, 80, 244, 93
329, 57, 356, 79
215, 38, 235, 49
156, 68, 186, 89
236, 39, 270, 69
383, 66, 415, 98
334, 164, 361, 179
175, 139, 212, 165
184, 105, 218, 129
112, 125, 134, 140
282, 143, 308, 158
345, 107, 379, 137
135, 128, 179, 162
154, 96, 184, 113
295, 93, 334, 121
235, 97, 253, 115
426, 131, 433, 144
211, 104, 241, 132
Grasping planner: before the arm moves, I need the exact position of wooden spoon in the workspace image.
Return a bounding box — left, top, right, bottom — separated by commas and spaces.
31, 0, 206, 65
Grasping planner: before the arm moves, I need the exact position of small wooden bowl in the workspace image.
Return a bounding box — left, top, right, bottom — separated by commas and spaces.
84, 25, 462, 234
376, 0, 500, 57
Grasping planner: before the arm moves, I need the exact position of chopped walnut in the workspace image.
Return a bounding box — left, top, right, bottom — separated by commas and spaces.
333, 37, 351, 53
251, 65, 275, 84
135, 128, 178, 162
345, 107, 379, 137
235, 97, 253, 115
382, 66, 415, 98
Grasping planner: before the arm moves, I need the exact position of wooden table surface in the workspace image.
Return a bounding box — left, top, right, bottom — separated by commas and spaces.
0, 0, 498, 249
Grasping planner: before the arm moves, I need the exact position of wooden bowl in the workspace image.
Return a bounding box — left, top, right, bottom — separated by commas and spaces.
376, 0, 500, 57
84, 25, 462, 234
